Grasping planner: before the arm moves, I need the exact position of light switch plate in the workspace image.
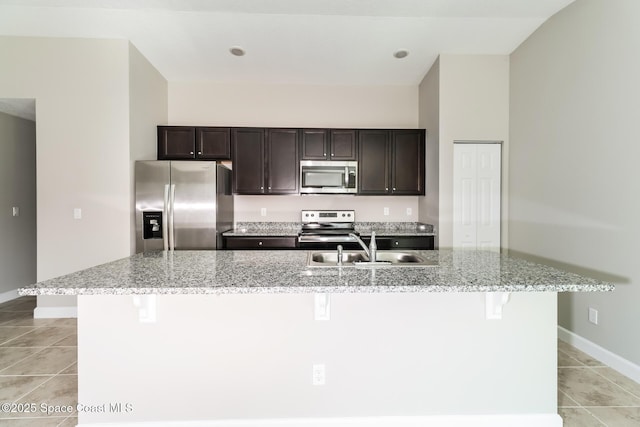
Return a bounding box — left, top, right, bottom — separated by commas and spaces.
588, 307, 598, 325
383, 207, 389, 216
12, 207, 19, 217
406, 207, 412, 216
260, 208, 267, 217
73, 208, 82, 219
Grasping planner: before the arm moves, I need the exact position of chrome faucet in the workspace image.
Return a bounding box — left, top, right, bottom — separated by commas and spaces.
369, 231, 377, 262
348, 232, 377, 262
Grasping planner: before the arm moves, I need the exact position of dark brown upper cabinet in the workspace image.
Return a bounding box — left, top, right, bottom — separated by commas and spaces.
358, 129, 425, 195
358, 130, 390, 194
300, 129, 357, 160
300, 129, 329, 160
157, 126, 231, 160
197, 127, 231, 159
232, 128, 265, 194
232, 128, 299, 195
391, 130, 425, 195
266, 129, 299, 194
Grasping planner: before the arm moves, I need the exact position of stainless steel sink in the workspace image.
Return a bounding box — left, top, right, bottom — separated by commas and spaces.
310, 252, 368, 264
306, 250, 437, 267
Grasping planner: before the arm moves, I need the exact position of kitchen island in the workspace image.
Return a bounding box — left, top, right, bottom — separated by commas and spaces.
19, 250, 613, 427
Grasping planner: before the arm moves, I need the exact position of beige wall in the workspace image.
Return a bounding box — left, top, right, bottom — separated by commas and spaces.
129, 43, 168, 253
0, 37, 167, 313
420, 55, 510, 248
418, 58, 440, 246
169, 82, 418, 128
0, 37, 131, 289
0, 111, 36, 297
509, 0, 640, 365
235, 196, 419, 223
169, 82, 422, 223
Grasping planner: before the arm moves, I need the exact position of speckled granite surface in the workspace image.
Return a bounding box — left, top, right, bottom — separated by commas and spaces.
18, 249, 613, 296
224, 222, 300, 236
223, 222, 435, 237
356, 222, 435, 236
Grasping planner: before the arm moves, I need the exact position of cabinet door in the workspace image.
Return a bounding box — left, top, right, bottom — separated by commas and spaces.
300, 129, 328, 160
196, 127, 231, 160
267, 129, 299, 194
330, 129, 357, 160
391, 130, 425, 195
232, 128, 265, 194
358, 130, 390, 194
157, 126, 196, 160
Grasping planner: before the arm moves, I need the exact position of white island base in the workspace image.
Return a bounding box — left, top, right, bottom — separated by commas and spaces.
76, 292, 561, 427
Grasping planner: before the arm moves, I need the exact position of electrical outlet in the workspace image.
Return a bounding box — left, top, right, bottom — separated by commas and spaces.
588, 307, 598, 325
260, 208, 267, 217
314, 293, 331, 320
383, 207, 389, 216
406, 207, 412, 216
12, 207, 19, 217
312, 364, 326, 386
73, 208, 82, 219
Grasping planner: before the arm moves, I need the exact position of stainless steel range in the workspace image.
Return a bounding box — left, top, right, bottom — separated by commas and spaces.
298, 210, 359, 248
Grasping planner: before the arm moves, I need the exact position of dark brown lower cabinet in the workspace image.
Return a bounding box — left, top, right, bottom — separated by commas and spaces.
224, 236, 298, 250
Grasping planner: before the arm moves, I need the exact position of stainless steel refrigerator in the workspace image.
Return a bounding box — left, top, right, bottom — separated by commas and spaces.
135, 161, 233, 252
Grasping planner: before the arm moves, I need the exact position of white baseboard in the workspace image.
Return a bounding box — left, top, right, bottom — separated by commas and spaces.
0, 288, 19, 304
558, 326, 640, 384
34, 306, 77, 319
77, 414, 562, 427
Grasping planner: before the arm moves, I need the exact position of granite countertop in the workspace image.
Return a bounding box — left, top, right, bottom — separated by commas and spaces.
223, 222, 436, 237
18, 249, 613, 296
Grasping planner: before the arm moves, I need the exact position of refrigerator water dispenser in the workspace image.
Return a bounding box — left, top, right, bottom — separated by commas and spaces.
142, 212, 163, 239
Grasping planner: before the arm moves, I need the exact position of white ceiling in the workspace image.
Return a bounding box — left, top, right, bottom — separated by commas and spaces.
0, 0, 574, 86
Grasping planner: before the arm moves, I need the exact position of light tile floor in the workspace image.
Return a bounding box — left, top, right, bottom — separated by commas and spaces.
558, 340, 640, 426
0, 296, 77, 426
1, 296, 639, 426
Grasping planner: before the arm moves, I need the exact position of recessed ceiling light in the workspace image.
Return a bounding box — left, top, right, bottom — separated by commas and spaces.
229, 46, 245, 57
394, 49, 409, 59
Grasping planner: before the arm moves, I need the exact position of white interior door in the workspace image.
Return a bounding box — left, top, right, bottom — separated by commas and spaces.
453, 143, 501, 250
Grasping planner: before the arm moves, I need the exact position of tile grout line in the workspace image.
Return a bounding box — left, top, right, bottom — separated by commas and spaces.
0, 347, 49, 374
0, 327, 41, 347
588, 365, 640, 401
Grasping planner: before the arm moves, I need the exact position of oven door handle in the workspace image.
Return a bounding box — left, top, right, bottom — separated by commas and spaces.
298, 235, 358, 243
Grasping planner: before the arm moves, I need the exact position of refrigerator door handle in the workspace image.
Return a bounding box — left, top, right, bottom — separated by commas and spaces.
169, 184, 176, 251
163, 184, 170, 251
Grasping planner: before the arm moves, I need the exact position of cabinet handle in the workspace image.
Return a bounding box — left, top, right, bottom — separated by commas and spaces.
190, 151, 194, 155
385, 187, 388, 191
323, 153, 326, 156
197, 151, 202, 155
393, 187, 396, 191
268, 186, 272, 190
258, 241, 263, 246
395, 241, 399, 246
260, 186, 264, 190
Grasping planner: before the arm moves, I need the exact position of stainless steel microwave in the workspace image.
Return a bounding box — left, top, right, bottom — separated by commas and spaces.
300, 161, 357, 194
